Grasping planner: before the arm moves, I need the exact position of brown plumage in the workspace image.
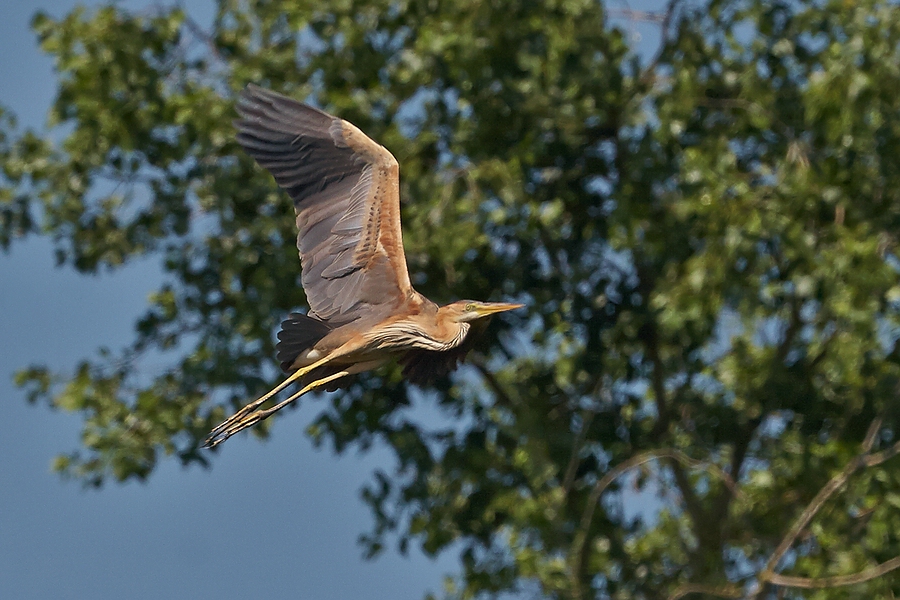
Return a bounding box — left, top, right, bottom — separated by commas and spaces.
204, 85, 522, 448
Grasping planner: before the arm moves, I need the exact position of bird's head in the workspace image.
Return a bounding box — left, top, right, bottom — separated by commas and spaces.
444, 300, 525, 323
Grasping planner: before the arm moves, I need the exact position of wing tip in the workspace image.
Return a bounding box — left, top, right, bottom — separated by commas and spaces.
237, 83, 336, 123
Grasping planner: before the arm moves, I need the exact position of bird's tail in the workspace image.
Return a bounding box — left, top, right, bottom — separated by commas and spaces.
275, 312, 332, 372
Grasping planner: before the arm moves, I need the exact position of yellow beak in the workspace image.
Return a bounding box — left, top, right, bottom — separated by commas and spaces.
474, 302, 525, 317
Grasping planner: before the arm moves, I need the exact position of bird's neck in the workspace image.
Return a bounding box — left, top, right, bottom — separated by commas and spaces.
413, 317, 470, 352
365, 314, 470, 353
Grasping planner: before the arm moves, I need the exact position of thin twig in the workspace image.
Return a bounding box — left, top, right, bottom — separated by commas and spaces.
608, 8, 668, 23
767, 556, 900, 589
179, 6, 229, 67
637, 0, 683, 87
863, 438, 900, 468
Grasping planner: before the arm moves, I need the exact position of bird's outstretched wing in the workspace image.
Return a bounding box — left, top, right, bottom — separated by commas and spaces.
235, 84, 413, 325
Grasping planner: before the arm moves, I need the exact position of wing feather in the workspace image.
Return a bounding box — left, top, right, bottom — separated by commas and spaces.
235, 85, 414, 325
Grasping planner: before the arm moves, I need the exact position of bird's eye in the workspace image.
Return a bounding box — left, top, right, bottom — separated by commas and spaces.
464, 303, 476, 312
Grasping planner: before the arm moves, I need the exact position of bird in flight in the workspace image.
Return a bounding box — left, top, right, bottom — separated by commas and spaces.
204, 85, 523, 448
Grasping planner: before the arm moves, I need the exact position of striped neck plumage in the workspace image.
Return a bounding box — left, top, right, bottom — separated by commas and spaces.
368, 320, 470, 352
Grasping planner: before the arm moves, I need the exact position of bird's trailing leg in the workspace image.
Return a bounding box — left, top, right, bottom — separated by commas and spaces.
203, 367, 352, 448
204, 353, 343, 448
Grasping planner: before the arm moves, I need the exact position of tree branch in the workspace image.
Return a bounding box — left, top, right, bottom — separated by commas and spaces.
646, 319, 671, 437
754, 417, 899, 595
634, 260, 670, 438
766, 556, 900, 589
569, 448, 740, 596
666, 583, 742, 600
562, 408, 595, 496
710, 417, 759, 524
862, 437, 900, 468
775, 300, 802, 365
669, 458, 710, 551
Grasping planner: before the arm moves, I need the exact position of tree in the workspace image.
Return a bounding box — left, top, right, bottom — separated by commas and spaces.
4, 0, 900, 597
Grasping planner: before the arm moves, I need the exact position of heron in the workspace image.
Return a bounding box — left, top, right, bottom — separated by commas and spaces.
204, 85, 523, 448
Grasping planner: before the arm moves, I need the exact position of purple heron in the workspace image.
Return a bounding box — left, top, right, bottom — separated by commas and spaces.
204, 85, 522, 448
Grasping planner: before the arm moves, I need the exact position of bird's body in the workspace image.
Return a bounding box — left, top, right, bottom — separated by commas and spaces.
281, 295, 469, 379
204, 85, 521, 448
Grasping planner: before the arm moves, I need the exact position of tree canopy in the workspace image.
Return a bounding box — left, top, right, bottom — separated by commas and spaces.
4, 0, 900, 597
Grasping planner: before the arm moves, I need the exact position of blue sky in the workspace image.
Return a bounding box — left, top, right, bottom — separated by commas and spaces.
0, 2, 451, 598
